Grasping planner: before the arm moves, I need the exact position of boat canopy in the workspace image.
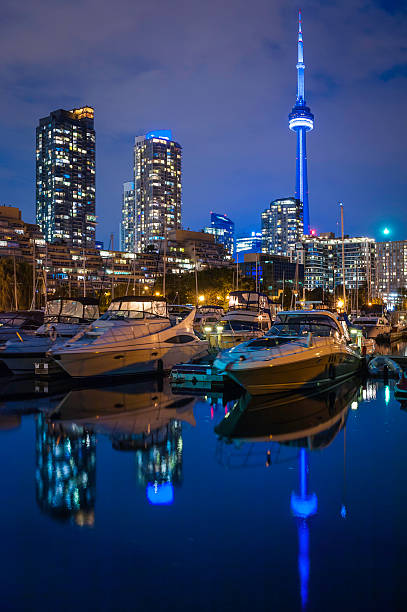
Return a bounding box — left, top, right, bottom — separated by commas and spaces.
197, 305, 224, 314
45, 298, 100, 321
107, 295, 168, 318
228, 291, 271, 311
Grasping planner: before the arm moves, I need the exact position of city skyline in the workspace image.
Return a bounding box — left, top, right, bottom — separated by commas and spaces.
0, 0, 406, 248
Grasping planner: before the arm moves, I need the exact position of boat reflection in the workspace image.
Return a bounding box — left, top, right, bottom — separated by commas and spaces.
35, 413, 96, 527
215, 377, 362, 610
48, 379, 195, 507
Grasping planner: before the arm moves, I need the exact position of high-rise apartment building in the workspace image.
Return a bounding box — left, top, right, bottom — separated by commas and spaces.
36, 107, 96, 247
134, 130, 181, 252
290, 233, 376, 295
261, 198, 303, 256
376, 241, 407, 295
120, 181, 135, 252
204, 212, 234, 255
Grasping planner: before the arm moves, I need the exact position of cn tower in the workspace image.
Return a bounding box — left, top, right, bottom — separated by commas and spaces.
288, 11, 314, 235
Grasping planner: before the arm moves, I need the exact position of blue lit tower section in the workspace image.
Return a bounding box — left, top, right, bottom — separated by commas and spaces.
288, 11, 314, 235
291, 449, 318, 610
135, 420, 183, 505
35, 414, 96, 526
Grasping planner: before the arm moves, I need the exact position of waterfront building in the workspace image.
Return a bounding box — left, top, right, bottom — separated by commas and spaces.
36, 107, 96, 247
204, 213, 235, 255
376, 241, 407, 296
261, 198, 303, 256
236, 232, 262, 254
240, 252, 304, 297
288, 12, 314, 234
35, 413, 96, 526
0, 207, 231, 306
134, 130, 182, 252
290, 233, 376, 295
120, 181, 136, 252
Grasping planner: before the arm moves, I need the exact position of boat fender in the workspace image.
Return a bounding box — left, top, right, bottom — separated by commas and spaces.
49, 326, 57, 342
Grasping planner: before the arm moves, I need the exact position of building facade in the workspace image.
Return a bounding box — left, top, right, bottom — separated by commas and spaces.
261, 198, 303, 256
120, 181, 135, 252
290, 233, 376, 296
134, 130, 182, 252
36, 107, 96, 247
288, 11, 314, 234
376, 241, 407, 295
0, 207, 231, 307
236, 232, 262, 254
239, 253, 304, 297
204, 213, 234, 255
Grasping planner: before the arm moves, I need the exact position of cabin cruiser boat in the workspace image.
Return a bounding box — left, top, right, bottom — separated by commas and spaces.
214, 310, 362, 395
0, 298, 100, 375
351, 314, 391, 340
48, 296, 208, 378
0, 310, 44, 346
207, 291, 274, 350
194, 305, 224, 332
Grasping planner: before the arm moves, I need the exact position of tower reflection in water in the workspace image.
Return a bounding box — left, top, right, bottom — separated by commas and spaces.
135, 420, 183, 505
216, 377, 367, 610
35, 413, 96, 527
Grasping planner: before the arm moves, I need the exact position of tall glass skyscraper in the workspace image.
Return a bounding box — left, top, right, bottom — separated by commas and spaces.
288, 12, 314, 235
120, 181, 135, 252
36, 107, 96, 247
134, 130, 182, 253
204, 212, 235, 255
261, 198, 303, 255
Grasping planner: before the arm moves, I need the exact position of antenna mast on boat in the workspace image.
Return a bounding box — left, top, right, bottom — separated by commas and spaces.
82, 246, 87, 298
163, 226, 167, 299
340, 203, 346, 311
194, 242, 198, 304
110, 233, 114, 299
31, 239, 36, 310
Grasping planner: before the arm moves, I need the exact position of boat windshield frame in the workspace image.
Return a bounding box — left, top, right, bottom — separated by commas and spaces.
99, 309, 169, 322
267, 320, 341, 338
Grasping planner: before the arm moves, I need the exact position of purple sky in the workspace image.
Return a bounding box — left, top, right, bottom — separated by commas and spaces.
0, 0, 406, 247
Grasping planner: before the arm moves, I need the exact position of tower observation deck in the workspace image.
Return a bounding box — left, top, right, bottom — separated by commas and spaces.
288, 11, 314, 235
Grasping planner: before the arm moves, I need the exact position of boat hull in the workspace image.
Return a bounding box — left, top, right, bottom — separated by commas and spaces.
222, 348, 361, 395
53, 342, 208, 379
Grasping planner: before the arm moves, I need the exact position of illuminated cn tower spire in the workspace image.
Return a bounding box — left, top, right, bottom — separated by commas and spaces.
288, 10, 314, 235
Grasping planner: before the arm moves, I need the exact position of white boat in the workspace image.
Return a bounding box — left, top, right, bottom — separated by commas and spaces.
194, 305, 224, 332
0, 310, 44, 346
207, 291, 273, 349
48, 296, 208, 379
214, 310, 362, 395
0, 298, 100, 375
351, 315, 391, 340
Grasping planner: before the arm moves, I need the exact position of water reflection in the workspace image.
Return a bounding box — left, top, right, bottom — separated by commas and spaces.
35, 413, 96, 527
48, 379, 195, 506
215, 377, 364, 611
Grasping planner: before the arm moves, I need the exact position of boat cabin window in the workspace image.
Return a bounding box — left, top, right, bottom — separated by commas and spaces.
164, 335, 195, 344
218, 320, 262, 332
104, 299, 168, 320
269, 315, 341, 337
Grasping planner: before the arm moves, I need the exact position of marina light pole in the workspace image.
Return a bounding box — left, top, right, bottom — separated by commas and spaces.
289, 11, 314, 235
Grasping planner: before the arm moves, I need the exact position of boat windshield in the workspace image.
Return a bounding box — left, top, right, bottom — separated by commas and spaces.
99, 309, 166, 321
218, 320, 261, 332
268, 315, 340, 338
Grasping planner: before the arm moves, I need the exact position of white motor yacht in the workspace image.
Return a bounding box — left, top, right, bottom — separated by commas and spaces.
206, 291, 274, 349
351, 314, 391, 340
214, 310, 362, 395
0, 297, 100, 375
194, 305, 224, 332
48, 296, 208, 378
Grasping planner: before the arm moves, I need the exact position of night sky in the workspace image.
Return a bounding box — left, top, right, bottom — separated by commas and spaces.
1, 0, 406, 247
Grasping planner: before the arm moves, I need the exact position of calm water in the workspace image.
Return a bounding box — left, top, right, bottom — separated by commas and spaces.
0, 371, 406, 611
